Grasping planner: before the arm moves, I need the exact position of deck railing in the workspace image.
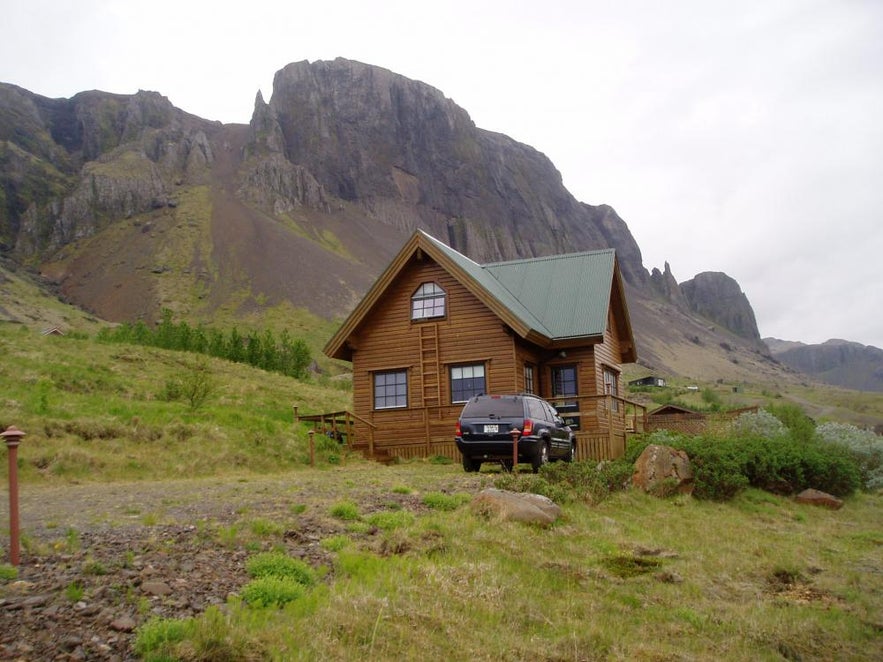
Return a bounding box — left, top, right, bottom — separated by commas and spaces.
293, 407, 377, 457
296, 394, 647, 463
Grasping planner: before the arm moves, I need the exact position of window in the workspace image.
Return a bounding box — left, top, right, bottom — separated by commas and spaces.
523, 364, 535, 394
374, 370, 407, 409
411, 282, 446, 320
551, 365, 580, 429
551, 365, 578, 397
603, 367, 619, 396
450, 363, 485, 403
604, 366, 620, 412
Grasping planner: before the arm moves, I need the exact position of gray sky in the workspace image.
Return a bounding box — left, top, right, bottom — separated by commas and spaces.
3, 0, 882, 348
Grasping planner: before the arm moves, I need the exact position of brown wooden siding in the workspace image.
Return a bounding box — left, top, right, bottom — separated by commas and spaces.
350, 256, 520, 451
341, 253, 637, 463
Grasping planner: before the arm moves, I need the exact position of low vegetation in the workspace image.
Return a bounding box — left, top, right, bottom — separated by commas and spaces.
97, 309, 312, 379
1, 325, 881, 660
0, 324, 350, 483
120, 466, 881, 661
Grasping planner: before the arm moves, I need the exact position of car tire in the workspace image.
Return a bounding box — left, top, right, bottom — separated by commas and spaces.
563, 440, 576, 463
462, 456, 481, 473
531, 441, 549, 473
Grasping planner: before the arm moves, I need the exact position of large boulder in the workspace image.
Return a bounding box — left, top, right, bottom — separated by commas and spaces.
795, 488, 844, 510
632, 444, 694, 496
470, 488, 561, 526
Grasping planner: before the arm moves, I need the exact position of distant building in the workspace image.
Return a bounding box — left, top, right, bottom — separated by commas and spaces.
40, 327, 65, 336
629, 375, 666, 388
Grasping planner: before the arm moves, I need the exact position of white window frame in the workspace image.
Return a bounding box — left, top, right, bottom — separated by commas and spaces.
411, 282, 446, 320
374, 370, 408, 409
450, 363, 486, 403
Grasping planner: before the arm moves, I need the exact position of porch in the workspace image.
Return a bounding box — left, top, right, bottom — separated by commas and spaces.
295, 395, 647, 464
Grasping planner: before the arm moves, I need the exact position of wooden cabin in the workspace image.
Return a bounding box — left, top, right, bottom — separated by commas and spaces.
323, 229, 645, 462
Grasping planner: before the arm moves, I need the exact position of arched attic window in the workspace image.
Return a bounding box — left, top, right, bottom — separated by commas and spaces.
411, 282, 446, 320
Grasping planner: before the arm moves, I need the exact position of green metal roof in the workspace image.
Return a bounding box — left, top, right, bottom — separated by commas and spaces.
420, 231, 614, 341
486, 250, 615, 340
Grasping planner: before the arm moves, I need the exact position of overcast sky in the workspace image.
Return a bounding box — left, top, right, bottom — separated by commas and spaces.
3, 0, 882, 348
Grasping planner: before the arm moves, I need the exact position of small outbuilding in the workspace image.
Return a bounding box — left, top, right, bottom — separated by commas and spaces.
629, 375, 666, 388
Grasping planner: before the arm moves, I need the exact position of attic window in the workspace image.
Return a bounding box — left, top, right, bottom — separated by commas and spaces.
411, 282, 446, 320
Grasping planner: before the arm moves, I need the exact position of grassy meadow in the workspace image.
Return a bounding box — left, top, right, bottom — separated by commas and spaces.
0, 324, 881, 660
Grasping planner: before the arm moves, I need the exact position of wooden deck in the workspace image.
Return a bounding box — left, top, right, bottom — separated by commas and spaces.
295, 395, 647, 464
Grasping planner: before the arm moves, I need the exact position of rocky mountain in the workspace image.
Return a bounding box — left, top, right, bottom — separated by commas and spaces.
765, 338, 883, 393
1, 58, 789, 384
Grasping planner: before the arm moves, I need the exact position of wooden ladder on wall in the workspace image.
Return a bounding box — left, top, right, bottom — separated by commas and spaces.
419, 323, 441, 408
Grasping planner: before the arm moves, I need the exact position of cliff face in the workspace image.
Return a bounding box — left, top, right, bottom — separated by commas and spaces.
0, 59, 781, 382
765, 338, 883, 392
680, 271, 762, 343
254, 59, 649, 286
0, 83, 218, 256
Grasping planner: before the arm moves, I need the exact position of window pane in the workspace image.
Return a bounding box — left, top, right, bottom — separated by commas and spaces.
524, 364, 535, 394
374, 371, 407, 409
411, 282, 446, 320
552, 365, 577, 396
451, 363, 485, 403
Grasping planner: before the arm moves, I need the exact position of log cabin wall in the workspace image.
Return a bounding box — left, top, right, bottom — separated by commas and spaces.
350, 255, 521, 457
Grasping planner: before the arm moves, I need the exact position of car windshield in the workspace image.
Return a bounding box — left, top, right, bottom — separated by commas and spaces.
461, 398, 523, 418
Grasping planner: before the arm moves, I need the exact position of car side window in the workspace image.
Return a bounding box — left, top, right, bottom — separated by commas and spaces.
527, 398, 545, 421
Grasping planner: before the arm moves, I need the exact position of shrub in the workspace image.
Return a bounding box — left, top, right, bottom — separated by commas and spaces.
365, 510, 415, 530
421, 492, 471, 510
246, 552, 315, 585
494, 459, 633, 504
815, 422, 883, 491
636, 433, 861, 500
731, 410, 787, 440
329, 501, 360, 520
134, 617, 191, 658
766, 403, 816, 443
241, 576, 306, 608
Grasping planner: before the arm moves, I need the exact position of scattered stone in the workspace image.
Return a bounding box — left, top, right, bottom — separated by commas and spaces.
656, 571, 684, 584
141, 580, 173, 596
470, 488, 561, 526
110, 615, 137, 632
795, 488, 844, 510
632, 444, 694, 496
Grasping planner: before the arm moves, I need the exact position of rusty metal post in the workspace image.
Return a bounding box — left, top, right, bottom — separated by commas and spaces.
2, 426, 25, 566
510, 428, 520, 474
308, 429, 315, 467
292, 405, 299, 424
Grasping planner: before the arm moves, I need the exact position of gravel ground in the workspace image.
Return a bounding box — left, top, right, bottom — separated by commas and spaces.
0, 466, 486, 661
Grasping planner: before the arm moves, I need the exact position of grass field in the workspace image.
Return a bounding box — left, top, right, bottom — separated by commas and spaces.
0, 325, 881, 660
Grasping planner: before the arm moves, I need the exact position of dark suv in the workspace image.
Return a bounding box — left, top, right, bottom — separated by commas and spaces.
455, 394, 575, 473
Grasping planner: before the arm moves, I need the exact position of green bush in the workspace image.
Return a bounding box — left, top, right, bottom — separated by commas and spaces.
241, 576, 306, 608
421, 492, 471, 510
494, 459, 633, 504
815, 422, 883, 491
628, 430, 862, 501
329, 500, 360, 520
246, 552, 315, 585
134, 616, 191, 658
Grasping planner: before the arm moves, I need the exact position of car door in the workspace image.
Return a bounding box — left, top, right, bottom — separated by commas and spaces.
544, 401, 570, 455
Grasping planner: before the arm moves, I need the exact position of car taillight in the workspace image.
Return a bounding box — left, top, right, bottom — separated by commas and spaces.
455, 420, 462, 436
522, 419, 533, 436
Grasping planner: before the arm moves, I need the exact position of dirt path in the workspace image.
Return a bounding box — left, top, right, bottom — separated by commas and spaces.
0, 465, 488, 661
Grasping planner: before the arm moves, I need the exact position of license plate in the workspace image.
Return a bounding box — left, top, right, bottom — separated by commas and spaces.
484, 424, 499, 433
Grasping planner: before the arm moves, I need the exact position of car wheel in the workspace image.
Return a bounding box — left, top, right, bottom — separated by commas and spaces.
462, 456, 481, 473
563, 440, 576, 463
531, 441, 549, 473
